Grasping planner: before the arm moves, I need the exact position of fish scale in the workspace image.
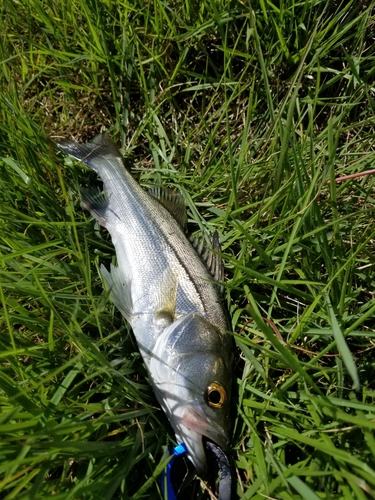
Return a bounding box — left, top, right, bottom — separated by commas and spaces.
56, 133, 233, 477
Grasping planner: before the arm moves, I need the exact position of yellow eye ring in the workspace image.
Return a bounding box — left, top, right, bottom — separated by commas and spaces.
205, 382, 227, 408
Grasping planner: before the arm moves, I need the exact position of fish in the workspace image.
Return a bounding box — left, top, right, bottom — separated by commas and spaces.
56, 133, 233, 475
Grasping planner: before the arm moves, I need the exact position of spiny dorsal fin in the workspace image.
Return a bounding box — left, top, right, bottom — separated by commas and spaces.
192, 230, 225, 286
148, 186, 187, 230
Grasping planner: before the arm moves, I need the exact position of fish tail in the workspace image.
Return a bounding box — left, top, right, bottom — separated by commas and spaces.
56, 133, 120, 172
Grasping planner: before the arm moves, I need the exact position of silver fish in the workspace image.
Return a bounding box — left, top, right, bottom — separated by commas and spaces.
56, 133, 233, 474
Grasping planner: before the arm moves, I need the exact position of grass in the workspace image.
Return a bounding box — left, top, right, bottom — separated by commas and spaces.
1, 0, 375, 498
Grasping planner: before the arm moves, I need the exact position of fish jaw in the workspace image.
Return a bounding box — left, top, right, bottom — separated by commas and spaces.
154, 395, 230, 475
178, 403, 230, 474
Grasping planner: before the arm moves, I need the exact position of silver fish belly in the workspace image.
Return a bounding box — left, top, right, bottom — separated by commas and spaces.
57, 133, 233, 474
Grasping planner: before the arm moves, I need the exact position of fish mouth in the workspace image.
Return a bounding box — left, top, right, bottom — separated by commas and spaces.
179, 403, 229, 475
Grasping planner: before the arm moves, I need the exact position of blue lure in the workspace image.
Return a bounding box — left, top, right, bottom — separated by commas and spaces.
160, 441, 232, 500
161, 443, 188, 499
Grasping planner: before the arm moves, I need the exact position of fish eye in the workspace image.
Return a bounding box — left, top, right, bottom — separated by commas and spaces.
205, 382, 227, 408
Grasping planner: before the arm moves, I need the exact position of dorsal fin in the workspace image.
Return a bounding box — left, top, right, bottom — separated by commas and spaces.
192, 231, 225, 286
148, 186, 187, 230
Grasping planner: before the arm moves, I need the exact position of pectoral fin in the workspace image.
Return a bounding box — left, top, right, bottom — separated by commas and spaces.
101, 263, 133, 321
153, 267, 179, 328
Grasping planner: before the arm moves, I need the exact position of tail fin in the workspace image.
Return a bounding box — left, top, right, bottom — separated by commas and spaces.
56, 133, 121, 170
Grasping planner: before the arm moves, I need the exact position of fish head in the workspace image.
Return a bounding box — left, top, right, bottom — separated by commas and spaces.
149, 312, 233, 475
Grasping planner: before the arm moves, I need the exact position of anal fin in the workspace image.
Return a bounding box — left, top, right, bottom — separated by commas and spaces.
81, 187, 108, 227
